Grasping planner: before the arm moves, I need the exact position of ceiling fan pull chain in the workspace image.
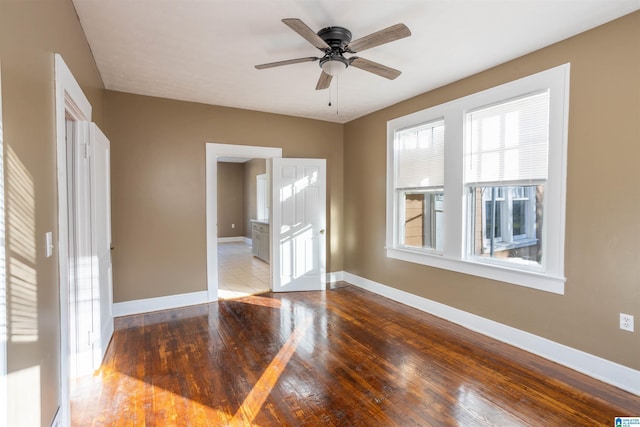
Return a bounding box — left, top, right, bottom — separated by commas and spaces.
336, 75, 339, 115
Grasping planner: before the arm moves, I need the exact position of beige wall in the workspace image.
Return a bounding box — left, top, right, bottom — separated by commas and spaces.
344, 11, 640, 370
217, 162, 245, 238
0, 0, 105, 425
1, 4, 637, 423
106, 91, 344, 303
243, 158, 267, 238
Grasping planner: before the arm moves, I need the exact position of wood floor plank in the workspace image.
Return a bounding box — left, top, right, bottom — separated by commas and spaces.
72, 283, 640, 426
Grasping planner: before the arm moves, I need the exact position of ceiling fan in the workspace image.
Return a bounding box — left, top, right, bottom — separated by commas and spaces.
255, 18, 411, 90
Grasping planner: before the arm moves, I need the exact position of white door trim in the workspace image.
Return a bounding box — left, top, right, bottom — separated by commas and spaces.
205, 143, 282, 302
55, 54, 92, 427
0, 57, 7, 427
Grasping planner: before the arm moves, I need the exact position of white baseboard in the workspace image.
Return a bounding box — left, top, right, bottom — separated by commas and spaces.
326, 271, 344, 283
338, 271, 640, 396
50, 407, 61, 427
218, 236, 246, 243
101, 317, 114, 361
113, 291, 208, 317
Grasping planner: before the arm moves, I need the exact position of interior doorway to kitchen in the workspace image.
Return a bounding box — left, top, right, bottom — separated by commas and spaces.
216, 157, 270, 299
205, 143, 282, 301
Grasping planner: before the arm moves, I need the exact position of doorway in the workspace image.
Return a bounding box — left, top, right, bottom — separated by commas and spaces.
55, 54, 114, 426
205, 143, 282, 301
217, 157, 270, 299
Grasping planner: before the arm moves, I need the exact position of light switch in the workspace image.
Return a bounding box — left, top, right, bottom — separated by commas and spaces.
45, 232, 53, 258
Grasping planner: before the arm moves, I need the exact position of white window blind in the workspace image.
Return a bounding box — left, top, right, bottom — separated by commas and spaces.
395, 120, 445, 189
464, 91, 550, 185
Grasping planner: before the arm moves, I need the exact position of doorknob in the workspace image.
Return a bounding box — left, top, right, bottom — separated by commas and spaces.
319, 229, 325, 235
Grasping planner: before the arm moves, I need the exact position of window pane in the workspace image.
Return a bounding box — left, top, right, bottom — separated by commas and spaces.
470, 185, 543, 266
395, 120, 445, 188
512, 200, 525, 236
401, 190, 443, 252
465, 91, 550, 185
484, 199, 502, 240
404, 193, 425, 247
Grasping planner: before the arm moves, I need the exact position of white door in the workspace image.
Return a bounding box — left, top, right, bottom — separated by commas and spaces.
271, 158, 326, 292
89, 124, 113, 367
68, 121, 94, 379
69, 121, 113, 380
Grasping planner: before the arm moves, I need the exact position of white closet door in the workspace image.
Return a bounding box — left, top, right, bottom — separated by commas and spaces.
89, 123, 113, 367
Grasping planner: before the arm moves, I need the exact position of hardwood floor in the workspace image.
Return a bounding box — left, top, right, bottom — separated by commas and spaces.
72, 283, 640, 426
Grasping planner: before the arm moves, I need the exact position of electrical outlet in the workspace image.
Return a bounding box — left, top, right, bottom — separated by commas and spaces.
232, 223, 235, 229
620, 313, 634, 332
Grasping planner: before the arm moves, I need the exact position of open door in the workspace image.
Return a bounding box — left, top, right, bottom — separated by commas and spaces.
89, 123, 113, 366
68, 122, 112, 380
271, 158, 326, 292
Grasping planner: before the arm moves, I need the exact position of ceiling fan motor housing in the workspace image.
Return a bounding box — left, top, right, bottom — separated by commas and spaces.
317, 26, 352, 49
317, 26, 352, 70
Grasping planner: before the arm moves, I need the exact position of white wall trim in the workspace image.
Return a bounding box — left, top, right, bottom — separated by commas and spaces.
326, 271, 344, 283
55, 53, 92, 427
112, 291, 208, 318
100, 318, 114, 362
0, 57, 7, 427
338, 271, 640, 396
218, 236, 246, 243
50, 407, 62, 427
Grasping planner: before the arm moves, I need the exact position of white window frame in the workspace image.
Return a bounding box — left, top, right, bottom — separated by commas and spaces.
386, 64, 569, 294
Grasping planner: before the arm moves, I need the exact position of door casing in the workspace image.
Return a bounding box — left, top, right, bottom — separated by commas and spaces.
55, 54, 92, 427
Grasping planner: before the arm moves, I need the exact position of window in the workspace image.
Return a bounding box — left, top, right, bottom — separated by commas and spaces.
465, 90, 549, 267
386, 64, 569, 294
470, 185, 541, 262
256, 173, 268, 221
393, 120, 445, 252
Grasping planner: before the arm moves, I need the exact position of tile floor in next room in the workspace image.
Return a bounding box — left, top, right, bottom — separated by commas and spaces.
217, 240, 270, 299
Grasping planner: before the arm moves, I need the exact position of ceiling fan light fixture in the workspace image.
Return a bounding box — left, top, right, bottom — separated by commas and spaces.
320, 56, 348, 76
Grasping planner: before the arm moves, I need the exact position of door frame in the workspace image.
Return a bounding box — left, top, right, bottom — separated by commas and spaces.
55, 54, 92, 427
0, 57, 7, 427
205, 143, 282, 301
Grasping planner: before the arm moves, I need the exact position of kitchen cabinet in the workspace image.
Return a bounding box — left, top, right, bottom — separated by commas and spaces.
251, 220, 269, 263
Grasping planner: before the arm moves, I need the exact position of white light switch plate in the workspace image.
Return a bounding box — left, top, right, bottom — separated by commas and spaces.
45, 231, 53, 258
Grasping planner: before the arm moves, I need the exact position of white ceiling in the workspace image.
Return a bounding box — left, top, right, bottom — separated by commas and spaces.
72, 0, 640, 124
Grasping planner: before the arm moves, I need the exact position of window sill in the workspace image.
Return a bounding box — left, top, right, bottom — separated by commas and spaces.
386, 247, 565, 295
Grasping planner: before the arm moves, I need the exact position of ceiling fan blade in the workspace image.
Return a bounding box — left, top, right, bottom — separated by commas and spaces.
349, 57, 402, 80
346, 23, 411, 53
282, 18, 330, 50
255, 57, 319, 69
315, 71, 333, 90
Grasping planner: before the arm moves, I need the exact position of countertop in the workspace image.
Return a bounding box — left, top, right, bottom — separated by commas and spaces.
250, 219, 269, 225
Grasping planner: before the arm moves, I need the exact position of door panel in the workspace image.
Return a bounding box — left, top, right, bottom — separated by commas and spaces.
90, 123, 113, 365
69, 121, 94, 379
271, 158, 326, 292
